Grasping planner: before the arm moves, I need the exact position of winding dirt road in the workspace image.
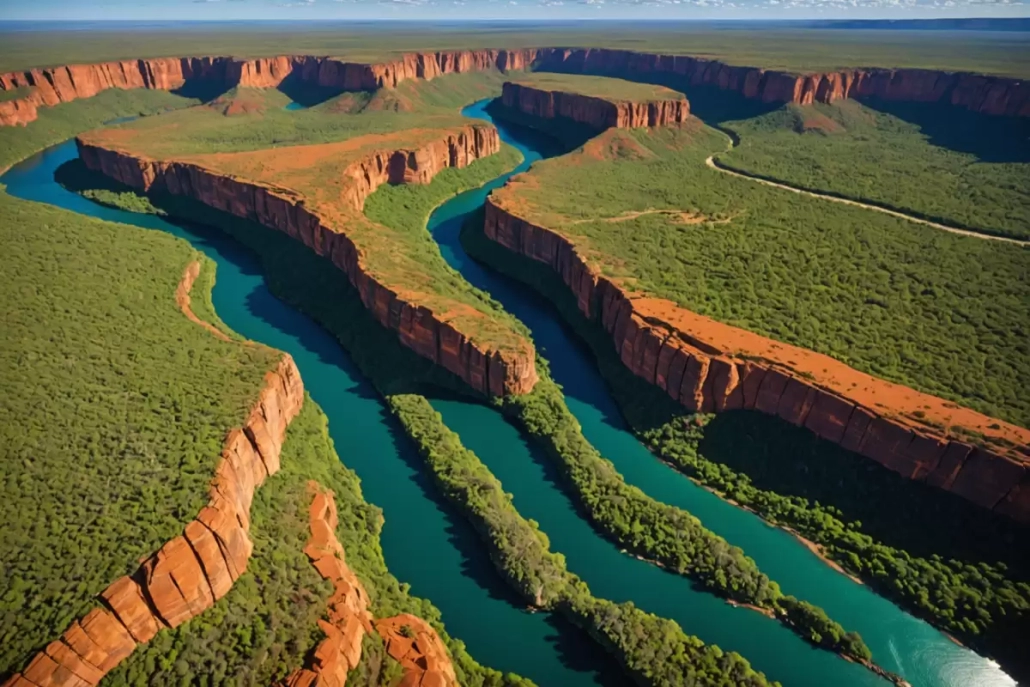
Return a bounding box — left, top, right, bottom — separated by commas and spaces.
705, 137, 1027, 247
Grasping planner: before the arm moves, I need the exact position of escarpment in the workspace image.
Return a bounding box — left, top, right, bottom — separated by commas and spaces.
2, 356, 305, 687
482, 199, 1030, 524
500, 81, 690, 130
77, 130, 539, 397
2, 47, 1026, 126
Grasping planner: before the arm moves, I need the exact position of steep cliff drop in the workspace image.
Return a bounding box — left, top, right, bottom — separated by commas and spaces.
76, 129, 538, 397
500, 81, 690, 131
2, 47, 1027, 127
1, 355, 305, 687
279, 484, 375, 687
482, 198, 1030, 525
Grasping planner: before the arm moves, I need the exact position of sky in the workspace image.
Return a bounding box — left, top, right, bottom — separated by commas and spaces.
0, 0, 1027, 21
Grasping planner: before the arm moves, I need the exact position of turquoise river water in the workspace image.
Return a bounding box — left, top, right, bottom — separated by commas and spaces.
0, 98, 1014, 687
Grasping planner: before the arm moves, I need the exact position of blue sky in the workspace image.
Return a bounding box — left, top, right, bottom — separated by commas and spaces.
0, 0, 1026, 21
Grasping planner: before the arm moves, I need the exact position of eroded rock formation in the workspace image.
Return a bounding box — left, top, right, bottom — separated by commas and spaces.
375, 614, 459, 687
3, 47, 1026, 127
77, 129, 538, 397
482, 198, 1030, 523
280, 484, 375, 687
2, 356, 305, 687
501, 81, 690, 130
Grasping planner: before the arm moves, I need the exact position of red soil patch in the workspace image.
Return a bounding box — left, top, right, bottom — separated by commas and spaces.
375, 614, 459, 687
175, 261, 231, 342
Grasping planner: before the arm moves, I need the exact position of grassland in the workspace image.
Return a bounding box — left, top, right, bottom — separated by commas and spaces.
0, 191, 280, 675
0, 25, 1027, 76
507, 73, 681, 101
717, 99, 1030, 241
487, 119, 1030, 428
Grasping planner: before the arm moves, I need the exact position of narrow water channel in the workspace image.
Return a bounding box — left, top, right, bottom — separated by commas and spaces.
422, 99, 1015, 687
0, 141, 621, 687
0, 98, 1014, 687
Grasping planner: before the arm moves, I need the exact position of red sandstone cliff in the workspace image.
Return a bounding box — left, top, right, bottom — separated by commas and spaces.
501, 81, 690, 130
2, 355, 305, 687
3, 47, 1025, 127
77, 130, 538, 397
482, 198, 1030, 524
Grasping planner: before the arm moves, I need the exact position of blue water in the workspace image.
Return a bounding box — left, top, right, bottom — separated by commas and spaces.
0, 141, 621, 687
284, 101, 306, 111
0, 99, 1014, 687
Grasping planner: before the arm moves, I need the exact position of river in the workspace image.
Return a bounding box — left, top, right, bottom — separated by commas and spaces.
0, 98, 1014, 687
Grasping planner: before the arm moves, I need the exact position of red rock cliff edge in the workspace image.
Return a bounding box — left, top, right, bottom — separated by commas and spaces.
482, 198, 1030, 524
2, 47, 1026, 126
77, 130, 538, 397
500, 81, 690, 130
2, 355, 305, 687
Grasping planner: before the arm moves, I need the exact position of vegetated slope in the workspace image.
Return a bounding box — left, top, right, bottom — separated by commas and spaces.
508, 73, 684, 101
0, 192, 280, 675
718, 99, 1030, 240
486, 120, 1030, 430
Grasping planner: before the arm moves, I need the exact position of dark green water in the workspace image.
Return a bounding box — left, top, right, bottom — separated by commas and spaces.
0, 99, 1013, 687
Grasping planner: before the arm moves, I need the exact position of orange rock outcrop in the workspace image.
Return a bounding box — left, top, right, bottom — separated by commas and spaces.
280, 484, 375, 687
482, 198, 1030, 524
500, 81, 690, 130
375, 615, 459, 687
2, 47, 1026, 127
2, 355, 305, 687
77, 130, 538, 397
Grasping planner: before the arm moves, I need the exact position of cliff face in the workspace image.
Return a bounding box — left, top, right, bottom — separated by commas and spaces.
501, 81, 690, 130
4, 356, 305, 687
77, 131, 538, 397
375, 614, 459, 687
482, 199, 1030, 524
533, 48, 1030, 117
3, 47, 1025, 127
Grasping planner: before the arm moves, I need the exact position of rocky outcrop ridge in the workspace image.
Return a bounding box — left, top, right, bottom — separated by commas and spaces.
77, 130, 538, 397
482, 198, 1030, 523
533, 48, 1030, 117
501, 81, 690, 130
375, 614, 459, 687
2, 356, 305, 687
3, 47, 1025, 126
280, 484, 375, 687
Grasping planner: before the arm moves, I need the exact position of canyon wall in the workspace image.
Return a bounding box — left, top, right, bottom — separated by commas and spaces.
532, 48, 1030, 117
2, 355, 305, 687
77, 130, 538, 397
482, 199, 1030, 524
501, 81, 690, 130
3, 46, 1026, 126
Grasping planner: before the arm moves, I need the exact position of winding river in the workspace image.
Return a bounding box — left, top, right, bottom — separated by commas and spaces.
0, 98, 1015, 687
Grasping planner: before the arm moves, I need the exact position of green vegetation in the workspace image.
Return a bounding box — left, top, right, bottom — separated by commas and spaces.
104, 399, 526, 687
486, 117, 1030, 428
718, 99, 1030, 240
0, 88, 200, 171
0, 26, 1026, 76
80, 152, 788, 685
0, 85, 31, 103
0, 192, 279, 674
459, 208, 1030, 678
508, 73, 680, 101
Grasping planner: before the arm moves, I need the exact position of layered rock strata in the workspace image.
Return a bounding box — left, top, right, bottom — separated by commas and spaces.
77, 130, 538, 396
375, 614, 459, 687
2, 47, 1026, 126
482, 198, 1030, 523
501, 81, 690, 130
2, 356, 305, 687
280, 484, 375, 687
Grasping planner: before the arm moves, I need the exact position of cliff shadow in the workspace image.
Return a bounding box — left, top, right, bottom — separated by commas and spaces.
485, 98, 598, 152
171, 76, 233, 104
698, 410, 1030, 575
855, 97, 1030, 163
276, 72, 347, 108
